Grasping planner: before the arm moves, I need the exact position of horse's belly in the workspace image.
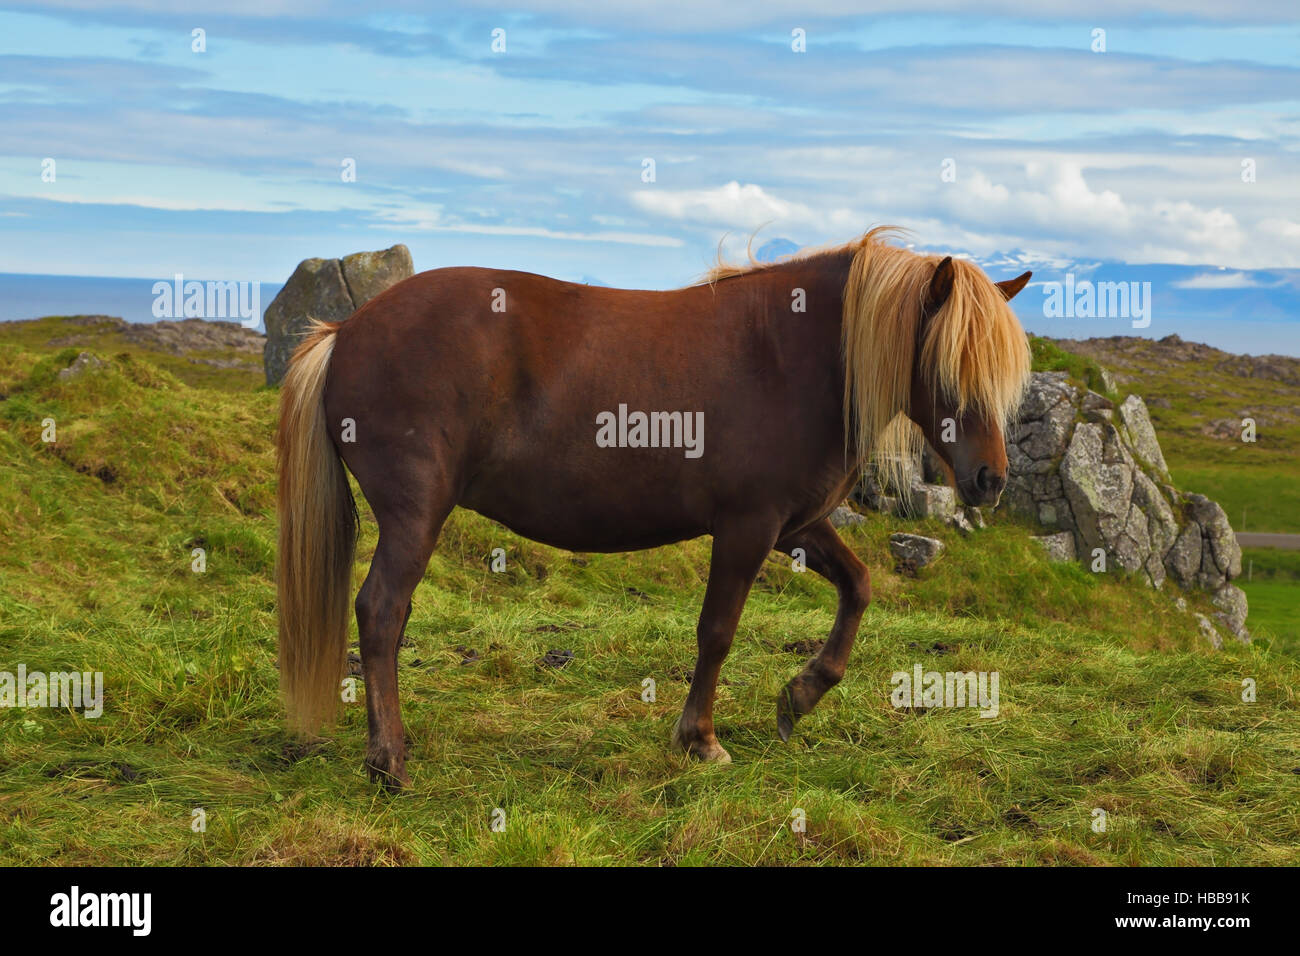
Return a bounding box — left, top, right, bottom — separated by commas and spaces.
464, 499, 707, 554
459, 450, 713, 553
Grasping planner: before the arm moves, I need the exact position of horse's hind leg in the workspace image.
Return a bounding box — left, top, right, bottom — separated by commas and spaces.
774, 517, 871, 742
356, 503, 449, 789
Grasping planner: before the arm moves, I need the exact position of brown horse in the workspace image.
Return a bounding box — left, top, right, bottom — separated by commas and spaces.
276, 227, 1032, 788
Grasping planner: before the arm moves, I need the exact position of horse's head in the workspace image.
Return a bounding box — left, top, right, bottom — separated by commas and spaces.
841, 229, 1034, 509
906, 257, 1032, 508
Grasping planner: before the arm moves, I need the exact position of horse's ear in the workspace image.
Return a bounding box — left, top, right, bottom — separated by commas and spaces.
996, 270, 1032, 301
924, 256, 955, 315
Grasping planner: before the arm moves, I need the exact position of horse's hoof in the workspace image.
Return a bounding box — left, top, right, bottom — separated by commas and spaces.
686, 741, 731, 763
367, 765, 410, 792
776, 709, 795, 743
672, 718, 732, 763
776, 675, 822, 742
365, 749, 410, 791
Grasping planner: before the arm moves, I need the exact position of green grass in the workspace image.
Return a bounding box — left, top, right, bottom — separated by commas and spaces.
1, 329, 1298, 866
1238, 548, 1300, 659
1029, 335, 1118, 400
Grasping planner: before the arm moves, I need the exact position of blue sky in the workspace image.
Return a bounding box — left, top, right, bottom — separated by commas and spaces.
2, 1, 1299, 350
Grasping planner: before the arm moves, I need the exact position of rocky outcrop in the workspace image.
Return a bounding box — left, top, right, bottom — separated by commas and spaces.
852, 366, 1251, 645
1001, 371, 1248, 643
263, 244, 414, 385
45, 315, 263, 356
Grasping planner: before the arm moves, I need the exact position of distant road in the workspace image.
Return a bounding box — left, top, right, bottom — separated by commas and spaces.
1237, 533, 1300, 550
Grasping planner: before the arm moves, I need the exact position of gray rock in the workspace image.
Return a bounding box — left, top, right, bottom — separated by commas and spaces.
58, 351, 108, 381
1018, 399, 1076, 461
1097, 366, 1118, 394
1165, 523, 1202, 588
1112, 503, 1150, 576
1060, 422, 1133, 554
1197, 540, 1227, 592
852, 472, 884, 509
1000, 481, 1037, 521
908, 482, 956, 520
1131, 469, 1177, 557
947, 510, 975, 536
1082, 390, 1114, 413
340, 245, 415, 308
1185, 494, 1242, 580
920, 444, 948, 484
1029, 473, 1064, 501
873, 454, 919, 494
262, 257, 353, 386
1116, 395, 1170, 478
1210, 584, 1250, 643
964, 507, 986, 529
1194, 613, 1223, 650
1016, 373, 1075, 421
888, 533, 945, 568
1006, 440, 1034, 477
1033, 531, 1076, 563
829, 505, 865, 529
263, 244, 413, 385
1144, 551, 1167, 588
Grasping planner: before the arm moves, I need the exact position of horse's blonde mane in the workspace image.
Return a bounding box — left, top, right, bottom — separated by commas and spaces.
692, 226, 1031, 490
842, 227, 1031, 491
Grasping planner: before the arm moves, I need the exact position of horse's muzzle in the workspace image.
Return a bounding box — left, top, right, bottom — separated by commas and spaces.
957, 466, 1006, 508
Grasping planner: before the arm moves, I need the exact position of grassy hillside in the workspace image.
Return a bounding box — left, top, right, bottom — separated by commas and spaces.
1, 323, 1297, 865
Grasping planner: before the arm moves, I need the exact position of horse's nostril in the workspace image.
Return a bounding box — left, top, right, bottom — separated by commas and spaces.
975, 466, 1005, 497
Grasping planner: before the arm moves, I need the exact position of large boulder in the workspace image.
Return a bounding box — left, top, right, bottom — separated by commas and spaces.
341, 247, 415, 306
961, 368, 1248, 643
263, 244, 414, 385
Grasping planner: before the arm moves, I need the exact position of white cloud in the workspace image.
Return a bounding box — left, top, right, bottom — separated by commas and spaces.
938, 161, 1274, 266
1172, 271, 1262, 289
371, 207, 683, 247
629, 180, 860, 235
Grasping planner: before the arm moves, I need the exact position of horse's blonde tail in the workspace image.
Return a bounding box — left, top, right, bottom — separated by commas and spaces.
276, 320, 357, 735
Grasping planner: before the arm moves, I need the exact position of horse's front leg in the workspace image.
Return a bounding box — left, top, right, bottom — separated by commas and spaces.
774, 517, 871, 741
672, 516, 780, 763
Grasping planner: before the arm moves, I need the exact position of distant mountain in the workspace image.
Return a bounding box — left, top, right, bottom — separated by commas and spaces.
962, 249, 1299, 357
723, 238, 1298, 355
